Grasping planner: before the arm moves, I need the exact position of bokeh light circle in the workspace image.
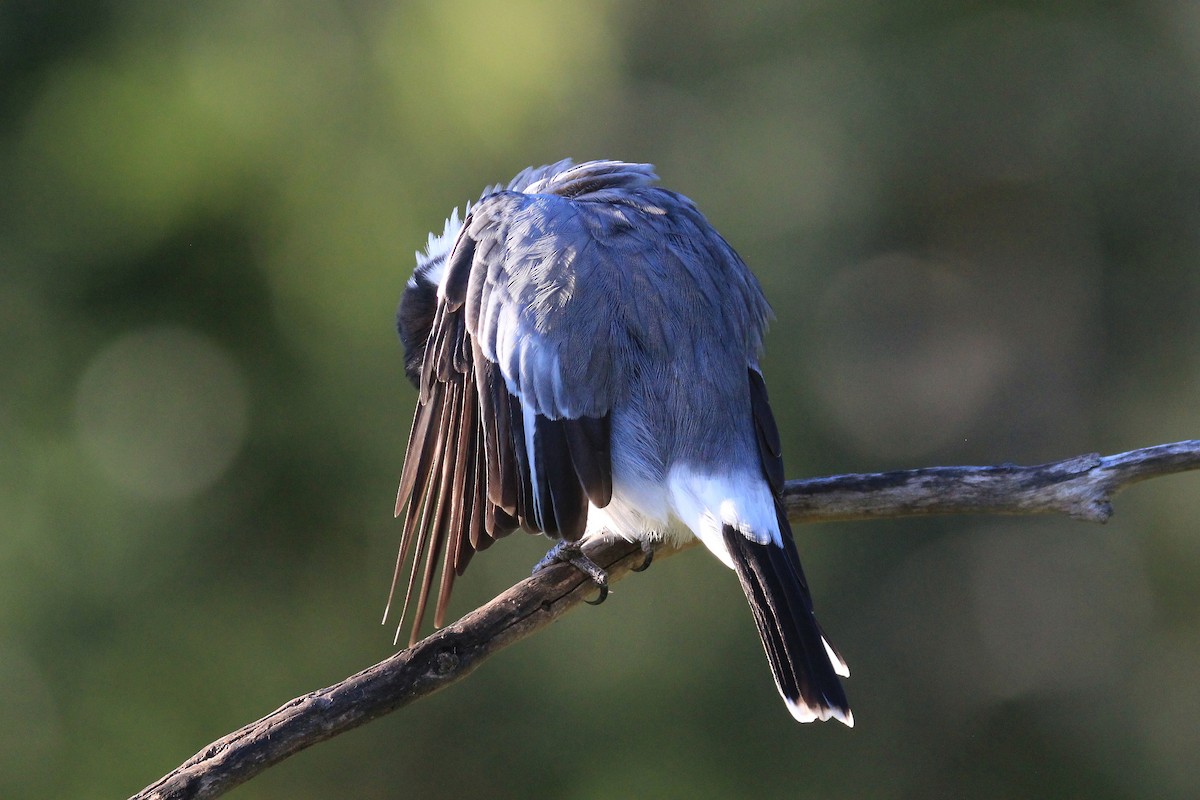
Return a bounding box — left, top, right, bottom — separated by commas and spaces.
74, 326, 249, 500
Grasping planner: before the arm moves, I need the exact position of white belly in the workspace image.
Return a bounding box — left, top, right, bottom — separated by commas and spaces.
581, 463, 780, 570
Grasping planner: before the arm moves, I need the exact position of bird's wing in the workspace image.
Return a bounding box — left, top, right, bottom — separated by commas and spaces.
389, 184, 650, 645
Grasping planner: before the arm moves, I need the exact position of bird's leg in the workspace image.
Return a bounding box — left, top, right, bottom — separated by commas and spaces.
534, 541, 610, 605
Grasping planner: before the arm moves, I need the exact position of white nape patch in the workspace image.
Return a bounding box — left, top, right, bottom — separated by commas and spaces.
824, 637, 851, 678
786, 697, 855, 728
413, 204, 470, 288
666, 465, 779, 570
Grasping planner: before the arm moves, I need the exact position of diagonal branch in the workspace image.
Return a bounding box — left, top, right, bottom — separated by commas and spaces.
130, 440, 1200, 800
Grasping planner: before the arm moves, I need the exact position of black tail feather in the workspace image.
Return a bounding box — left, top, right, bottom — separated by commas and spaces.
722, 521, 852, 726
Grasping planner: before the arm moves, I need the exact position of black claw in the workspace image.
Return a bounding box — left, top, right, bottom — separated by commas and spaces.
631, 549, 654, 572
585, 584, 609, 605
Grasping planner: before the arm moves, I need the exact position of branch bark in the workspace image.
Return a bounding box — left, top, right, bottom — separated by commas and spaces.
131, 440, 1200, 800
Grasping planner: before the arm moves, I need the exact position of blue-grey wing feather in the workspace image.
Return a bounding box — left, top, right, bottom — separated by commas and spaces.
464, 191, 629, 418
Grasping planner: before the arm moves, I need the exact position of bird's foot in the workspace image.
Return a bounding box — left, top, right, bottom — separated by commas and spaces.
534, 541, 609, 605
631, 540, 656, 572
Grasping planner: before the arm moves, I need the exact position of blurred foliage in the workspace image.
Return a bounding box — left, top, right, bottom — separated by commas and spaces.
2, 1, 1199, 798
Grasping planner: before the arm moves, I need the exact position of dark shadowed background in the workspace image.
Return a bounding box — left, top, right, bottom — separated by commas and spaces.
2, 2, 1199, 798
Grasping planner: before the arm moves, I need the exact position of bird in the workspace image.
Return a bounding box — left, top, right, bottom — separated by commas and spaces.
386, 159, 852, 726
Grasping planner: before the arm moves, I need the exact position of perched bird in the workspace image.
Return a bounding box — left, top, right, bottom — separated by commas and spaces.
387, 159, 852, 725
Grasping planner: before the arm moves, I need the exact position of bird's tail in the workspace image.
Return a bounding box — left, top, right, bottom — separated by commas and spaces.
722, 516, 853, 726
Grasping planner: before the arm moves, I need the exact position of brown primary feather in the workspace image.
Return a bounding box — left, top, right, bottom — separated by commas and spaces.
388, 274, 612, 645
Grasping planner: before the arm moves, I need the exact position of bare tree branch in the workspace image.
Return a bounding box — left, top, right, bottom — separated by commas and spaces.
783, 440, 1200, 524
131, 440, 1200, 800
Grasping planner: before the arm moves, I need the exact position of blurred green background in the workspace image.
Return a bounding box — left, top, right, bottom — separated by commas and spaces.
2, 1, 1199, 798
